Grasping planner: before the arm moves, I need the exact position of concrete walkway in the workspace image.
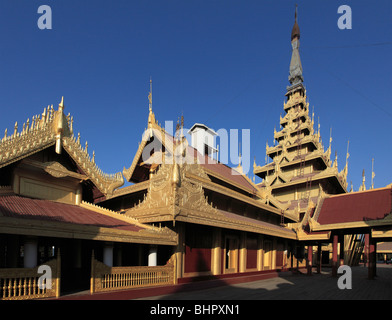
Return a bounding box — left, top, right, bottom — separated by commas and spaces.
138, 264, 392, 300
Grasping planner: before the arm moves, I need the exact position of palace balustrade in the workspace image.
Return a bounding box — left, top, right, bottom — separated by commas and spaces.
0, 251, 60, 300
90, 252, 176, 294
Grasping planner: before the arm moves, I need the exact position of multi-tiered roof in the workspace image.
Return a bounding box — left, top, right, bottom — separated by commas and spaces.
254, 7, 348, 221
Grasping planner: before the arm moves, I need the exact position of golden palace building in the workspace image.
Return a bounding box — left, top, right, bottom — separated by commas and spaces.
1, 9, 392, 300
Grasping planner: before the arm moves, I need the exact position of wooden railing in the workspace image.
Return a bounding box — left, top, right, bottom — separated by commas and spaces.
0, 252, 61, 300
90, 253, 176, 294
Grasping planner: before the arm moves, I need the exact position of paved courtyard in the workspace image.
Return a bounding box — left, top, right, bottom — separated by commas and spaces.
138, 264, 392, 300
59, 264, 392, 300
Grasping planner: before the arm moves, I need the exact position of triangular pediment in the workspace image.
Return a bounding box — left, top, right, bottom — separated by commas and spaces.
123, 126, 174, 183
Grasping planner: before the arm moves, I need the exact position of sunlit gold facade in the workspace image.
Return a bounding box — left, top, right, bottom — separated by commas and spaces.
1, 8, 392, 300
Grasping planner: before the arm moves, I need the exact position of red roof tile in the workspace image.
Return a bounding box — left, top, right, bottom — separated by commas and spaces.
0, 195, 143, 232
152, 132, 259, 194
186, 146, 258, 194
317, 187, 392, 225
221, 210, 296, 236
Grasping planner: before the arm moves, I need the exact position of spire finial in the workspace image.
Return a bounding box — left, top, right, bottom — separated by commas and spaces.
180, 112, 184, 139
288, 5, 303, 86
371, 158, 375, 189
148, 78, 152, 112
291, 4, 300, 41
147, 78, 157, 127
59, 96, 65, 111
359, 169, 366, 191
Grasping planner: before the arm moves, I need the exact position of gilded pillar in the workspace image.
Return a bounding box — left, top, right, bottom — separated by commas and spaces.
211, 228, 222, 275
272, 239, 277, 270
257, 235, 264, 271
175, 223, 185, 280
239, 232, 247, 273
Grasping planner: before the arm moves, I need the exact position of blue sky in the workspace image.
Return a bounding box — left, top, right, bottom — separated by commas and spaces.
0, 0, 391, 190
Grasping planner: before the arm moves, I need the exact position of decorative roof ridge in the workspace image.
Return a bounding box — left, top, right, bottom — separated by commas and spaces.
327, 185, 392, 198
0, 107, 57, 168
80, 200, 175, 236
122, 125, 170, 182
311, 194, 326, 223
62, 135, 124, 195
0, 98, 124, 195
1, 104, 58, 145
124, 109, 260, 198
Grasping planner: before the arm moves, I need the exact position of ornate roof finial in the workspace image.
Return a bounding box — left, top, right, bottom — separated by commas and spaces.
147, 78, 157, 127
343, 139, 350, 180
359, 169, 366, 191
180, 112, 184, 140
175, 116, 180, 141
371, 158, 375, 189
345, 140, 350, 167
291, 4, 300, 41
14, 122, 18, 137
148, 78, 152, 113
333, 151, 338, 168
59, 96, 65, 111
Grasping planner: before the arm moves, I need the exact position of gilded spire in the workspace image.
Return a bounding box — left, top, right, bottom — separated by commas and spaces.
147, 78, 156, 127
148, 78, 152, 112
288, 4, 304, 87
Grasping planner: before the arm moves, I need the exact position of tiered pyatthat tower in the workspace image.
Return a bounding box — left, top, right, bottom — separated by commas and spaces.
254, 7, 348, 220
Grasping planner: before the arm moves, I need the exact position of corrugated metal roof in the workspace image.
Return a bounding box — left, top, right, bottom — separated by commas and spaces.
0, 195, 143, 232
220, 210, 296, 238
317, 187, 392, 225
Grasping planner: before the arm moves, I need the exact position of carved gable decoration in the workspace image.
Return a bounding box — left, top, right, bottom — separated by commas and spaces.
125, 162, 219, 223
